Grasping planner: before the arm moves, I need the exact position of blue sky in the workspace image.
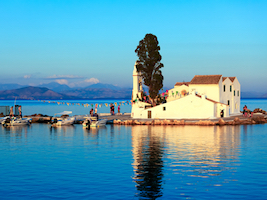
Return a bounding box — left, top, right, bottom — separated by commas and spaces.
0, 0, 266, 91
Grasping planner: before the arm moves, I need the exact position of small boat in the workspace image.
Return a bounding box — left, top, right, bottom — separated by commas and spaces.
0, 116, 8, 124
1, 116, 32, 126
51, 111, 75, 127
82, 115, 107, 128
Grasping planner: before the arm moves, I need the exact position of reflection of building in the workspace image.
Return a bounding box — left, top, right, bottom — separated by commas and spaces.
131, 125, 241, 189
131, 61, 241, 118
131, 126, 165, 199
160, 125, 241, 179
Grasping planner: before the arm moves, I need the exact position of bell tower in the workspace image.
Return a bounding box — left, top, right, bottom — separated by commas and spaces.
132, 61, 143, 101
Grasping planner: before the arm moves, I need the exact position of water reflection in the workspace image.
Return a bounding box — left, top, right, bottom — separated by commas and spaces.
82, 126, 107, 136
0, 125, 31, 139
131, 125, 242, 198
49, 125, 76, 136
132, 126, 165, 199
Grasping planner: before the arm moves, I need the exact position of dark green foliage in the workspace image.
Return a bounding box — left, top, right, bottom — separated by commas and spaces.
135, 34, 164, 102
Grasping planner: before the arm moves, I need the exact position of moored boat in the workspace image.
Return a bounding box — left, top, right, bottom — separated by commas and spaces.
82, 115, 107, 128
51, 111, 76, 127
1, 117, 32, 126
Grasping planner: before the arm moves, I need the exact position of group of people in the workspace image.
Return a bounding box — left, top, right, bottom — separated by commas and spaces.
243, 105, 253, 117
9, 105, 22, 117
90, 108, 99, 120
89, 103, 120, 117
110, 103, 115, 115
109, 103, 121, 115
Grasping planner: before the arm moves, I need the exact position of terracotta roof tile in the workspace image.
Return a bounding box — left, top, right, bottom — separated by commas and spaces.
222, 77, 236, 82
174, 82, 190, 86
190, 75, 222, 84
229, 77, 236, 82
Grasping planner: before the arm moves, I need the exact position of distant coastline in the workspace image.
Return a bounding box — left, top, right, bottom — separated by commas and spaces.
0, 83, 266, 100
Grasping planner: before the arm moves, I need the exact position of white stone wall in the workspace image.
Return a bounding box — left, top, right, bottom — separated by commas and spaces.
221, 78, 240, 114
132, 94, 223, 119
232, 78, 241, 113
167, 85, 189, 102
189, 84, 221, 102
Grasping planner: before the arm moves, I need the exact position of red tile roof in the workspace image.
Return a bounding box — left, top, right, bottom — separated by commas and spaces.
229, 77, 236, 82
190, 75, 222, 84
222, 77, 236, 83
174, 82, 190, 86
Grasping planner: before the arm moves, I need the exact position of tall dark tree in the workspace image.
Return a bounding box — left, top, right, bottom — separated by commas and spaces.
135, 34, 164, 104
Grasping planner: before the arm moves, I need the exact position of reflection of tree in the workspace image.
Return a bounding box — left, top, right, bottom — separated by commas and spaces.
134, 129, 164, 199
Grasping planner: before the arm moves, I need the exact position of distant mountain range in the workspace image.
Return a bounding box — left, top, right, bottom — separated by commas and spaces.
0, 83, 26, 91
0, 86, 67, 100
0, 83, 132, 100
0, 82, 266, 99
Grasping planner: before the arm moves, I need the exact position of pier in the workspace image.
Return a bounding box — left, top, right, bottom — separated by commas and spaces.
22, 110, 267, 126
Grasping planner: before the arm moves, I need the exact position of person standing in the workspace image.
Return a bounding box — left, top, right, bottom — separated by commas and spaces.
9, 106, 14, 117
220, 110, 224, 118
18, 106, 22, 118
110, 103, 113, 115
111, 104, 115, 115
90, 108, 94, 117
118, 105, 120, 114
95, 104, 98, 114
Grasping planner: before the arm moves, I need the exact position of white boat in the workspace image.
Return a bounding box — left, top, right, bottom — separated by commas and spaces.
0, 116, 8, 123
1, 117, 32, 126
51, 111, 75, 127
82, 115, 107, 128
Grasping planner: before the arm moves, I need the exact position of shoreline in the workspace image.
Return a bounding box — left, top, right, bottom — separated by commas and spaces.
22, 112, 267, 126
108, 113, 267, 126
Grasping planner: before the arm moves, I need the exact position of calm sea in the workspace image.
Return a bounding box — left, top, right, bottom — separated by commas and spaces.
0, 99, 267, 199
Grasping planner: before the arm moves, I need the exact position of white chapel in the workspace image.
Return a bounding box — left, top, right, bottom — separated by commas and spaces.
131, 62, 241, 119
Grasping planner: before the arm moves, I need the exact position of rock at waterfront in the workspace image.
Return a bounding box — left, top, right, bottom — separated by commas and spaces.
218, 118, 225, 125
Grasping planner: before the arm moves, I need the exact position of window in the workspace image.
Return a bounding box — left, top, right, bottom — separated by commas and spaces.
234, 90, 235, 96
163, 107, 166, 111
237, 90, 239, 97
223, 85, 226, 92
228, 100, 230, 105
230, 85, 232, 92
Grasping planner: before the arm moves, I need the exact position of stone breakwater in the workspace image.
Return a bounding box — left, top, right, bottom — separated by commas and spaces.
112, 115, 267, 126
23, 110, 267, 126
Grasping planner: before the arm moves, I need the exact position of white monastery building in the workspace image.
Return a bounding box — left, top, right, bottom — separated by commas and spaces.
131, 62, 241, 119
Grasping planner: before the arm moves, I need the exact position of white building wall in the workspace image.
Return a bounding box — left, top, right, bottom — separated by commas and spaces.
232, 79, 241, 113
167, 85, 189, 102
221, 78, 241, 114
216, 103, 229, 118
221, 78, 232, 114
189, 84, 220, 102
133, 94, 219, 119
